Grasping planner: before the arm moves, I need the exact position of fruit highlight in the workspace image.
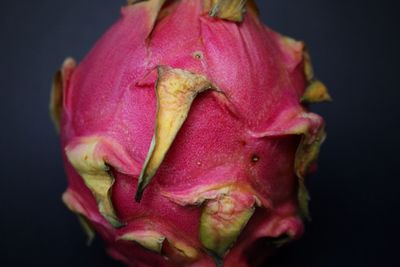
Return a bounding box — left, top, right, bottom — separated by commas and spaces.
50, 0, 330, 266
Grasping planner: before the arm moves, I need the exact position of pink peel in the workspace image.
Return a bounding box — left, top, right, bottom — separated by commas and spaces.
51, 0, 329, 266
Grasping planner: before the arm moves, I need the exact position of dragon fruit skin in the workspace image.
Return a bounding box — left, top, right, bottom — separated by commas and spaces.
50, 1, 330, 266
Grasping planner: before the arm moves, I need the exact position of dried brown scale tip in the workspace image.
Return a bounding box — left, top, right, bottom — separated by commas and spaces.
298, 178, 311, 220
49, 57, 76, 132
295, 126, 326, 219
126, 0, 167, 40
245, 0, 259, 16
205, 0, 248, 22
77, 215, 96, 246
62, 191, 96, 245
303, 47, 315, 82
49, 70, 62, 131
127, 0, 148, 5
295, 128, 327, 180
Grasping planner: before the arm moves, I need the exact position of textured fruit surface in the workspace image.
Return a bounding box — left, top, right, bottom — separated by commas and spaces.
50, 0, 329, 266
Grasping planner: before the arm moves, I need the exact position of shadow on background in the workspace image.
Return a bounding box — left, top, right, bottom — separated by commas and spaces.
0, 0, 399, 266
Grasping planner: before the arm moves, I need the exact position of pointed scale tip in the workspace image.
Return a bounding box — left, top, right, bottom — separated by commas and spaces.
135, 167, 154, 203
135, 188, 144, 203
206, 250, 224, 267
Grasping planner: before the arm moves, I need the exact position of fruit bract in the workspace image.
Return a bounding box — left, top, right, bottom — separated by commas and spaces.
50, 0, 330, 266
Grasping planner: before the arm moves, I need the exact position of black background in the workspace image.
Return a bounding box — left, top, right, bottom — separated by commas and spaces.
1, 0, 399, 266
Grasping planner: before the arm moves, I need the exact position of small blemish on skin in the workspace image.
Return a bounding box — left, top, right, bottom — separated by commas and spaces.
252, 155, 260, 163
193, 51, 203, 60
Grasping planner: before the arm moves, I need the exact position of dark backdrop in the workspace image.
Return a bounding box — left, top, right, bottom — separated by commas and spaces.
1, 0, 399, 266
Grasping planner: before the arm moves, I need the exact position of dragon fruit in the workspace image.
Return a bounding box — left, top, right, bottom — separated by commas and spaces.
50, 0, 330, 266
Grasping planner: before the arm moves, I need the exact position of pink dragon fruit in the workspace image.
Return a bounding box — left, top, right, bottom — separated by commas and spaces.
50, 0, 330, 266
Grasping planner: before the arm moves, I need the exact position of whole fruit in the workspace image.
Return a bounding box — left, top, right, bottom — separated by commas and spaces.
50, 0, 330, 266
